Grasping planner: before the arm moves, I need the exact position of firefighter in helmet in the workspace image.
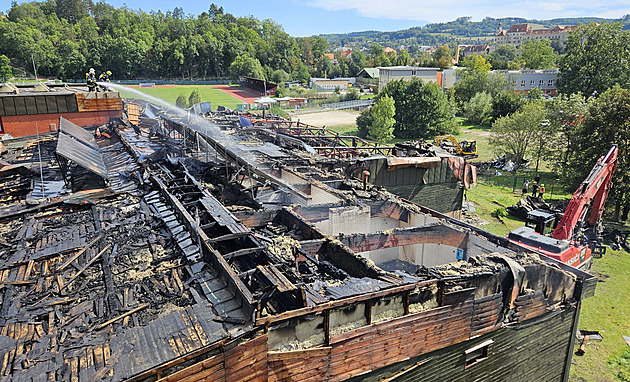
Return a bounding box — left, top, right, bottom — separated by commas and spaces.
99, 70, 112, 91
86, 68, 97, 92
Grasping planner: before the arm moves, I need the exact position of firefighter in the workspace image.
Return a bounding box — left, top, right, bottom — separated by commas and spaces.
86, 68, 97, 92
99, 70, 112, 91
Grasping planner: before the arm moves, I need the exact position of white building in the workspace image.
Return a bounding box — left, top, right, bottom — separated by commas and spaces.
377, 66, 440, 92
440, 68, 559, 96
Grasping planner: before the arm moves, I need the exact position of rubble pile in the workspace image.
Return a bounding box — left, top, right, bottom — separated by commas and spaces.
392, 139, 438, 157
506, 195, 556, 220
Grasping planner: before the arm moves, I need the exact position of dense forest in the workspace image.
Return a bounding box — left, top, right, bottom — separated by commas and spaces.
0, 1, 356, 81
1, 1, 629, 82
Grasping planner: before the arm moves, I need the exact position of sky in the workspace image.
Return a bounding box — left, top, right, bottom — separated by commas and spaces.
18, 0, 630, 36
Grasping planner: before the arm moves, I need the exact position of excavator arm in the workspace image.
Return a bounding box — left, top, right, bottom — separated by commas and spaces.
552, 145, 618, 241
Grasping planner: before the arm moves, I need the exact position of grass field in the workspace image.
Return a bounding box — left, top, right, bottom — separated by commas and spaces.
569, 247, 630, 382
116, 85, 243, 110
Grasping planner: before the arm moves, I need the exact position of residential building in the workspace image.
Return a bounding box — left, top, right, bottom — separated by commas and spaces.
494, 23, 576, 49
439, 68, 559, 96
455, 44, 491, 63
499, 68, 559, 96
377, 66, 440, 92
384, 47, 397, 55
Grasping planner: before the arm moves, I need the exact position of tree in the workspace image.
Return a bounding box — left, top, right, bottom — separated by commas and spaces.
464, 92, 493, 125
519, 40, 556, 69
367, 94, 395, 142
491, 91, 524, 121
432, 45, 453, 69
460, 54, 491, 72
270, 69, 290, 84
525, 87, 543, 102
545, 92, 588, 170
382, 78, 456, 139
396, 49, 411, 66
229, 55, 265, 80
453, 69, 507, 105
489, 101, 548, 167
188, 89, 201, 106
55, 0, 88, 23
0, 55, 12, 81
488, 44, 518, 70
356, 108, 373, 139
557, 23, 630, 97
175, 93, 188, 108
562, 86, 630, 220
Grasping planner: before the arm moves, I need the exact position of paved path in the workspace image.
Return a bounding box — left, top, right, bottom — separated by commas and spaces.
212, 85, 259, 104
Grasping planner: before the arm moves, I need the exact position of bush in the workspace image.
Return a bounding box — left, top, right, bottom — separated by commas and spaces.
356, 109, 372, 138
275, 85, 286, 98
491, 91, 524, 121
188, 89, 201, 106
175, 94, 188, 108
269, 106, 288, 119
491, 207, 508, 219
464, 92, 493, 125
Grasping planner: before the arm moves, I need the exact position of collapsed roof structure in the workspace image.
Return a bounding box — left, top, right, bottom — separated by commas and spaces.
0, 95, 595, 382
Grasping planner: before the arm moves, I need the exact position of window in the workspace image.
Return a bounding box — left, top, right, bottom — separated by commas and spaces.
539, 80, 544, 86
465, 339, 493, 368
530, 80, 535, 87
411, 71, 417, 76
548, 79, 554, 86
520, 80, 526, 87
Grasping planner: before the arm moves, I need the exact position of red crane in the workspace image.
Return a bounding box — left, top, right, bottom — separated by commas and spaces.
508, 145, 618, 270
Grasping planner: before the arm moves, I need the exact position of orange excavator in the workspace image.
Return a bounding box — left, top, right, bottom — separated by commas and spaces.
508, 145, 618, 270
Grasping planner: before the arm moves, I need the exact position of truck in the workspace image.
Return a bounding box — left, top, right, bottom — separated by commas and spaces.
507, 145, 618, 270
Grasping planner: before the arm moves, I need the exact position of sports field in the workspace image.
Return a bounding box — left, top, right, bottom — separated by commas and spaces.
116, 85, 244, 110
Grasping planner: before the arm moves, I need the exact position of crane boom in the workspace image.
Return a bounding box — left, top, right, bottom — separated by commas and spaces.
551, 145, 618, 241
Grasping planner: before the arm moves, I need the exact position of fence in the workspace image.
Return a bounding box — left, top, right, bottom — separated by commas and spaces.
290, 99, 374, 114
67, 79, 233, 86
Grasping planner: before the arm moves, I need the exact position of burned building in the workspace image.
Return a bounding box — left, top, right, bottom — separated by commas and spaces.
0, 83, 123, 138
0, 98, 594, 382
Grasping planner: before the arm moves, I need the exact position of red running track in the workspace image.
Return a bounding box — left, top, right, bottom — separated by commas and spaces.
212, 85, 259, 104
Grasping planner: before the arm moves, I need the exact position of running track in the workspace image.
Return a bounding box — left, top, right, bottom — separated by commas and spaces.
212, 85, 259, 104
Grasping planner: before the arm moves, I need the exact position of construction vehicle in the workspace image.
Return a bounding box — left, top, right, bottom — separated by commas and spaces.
434, 135, 478, 158
508, 145, 618, 270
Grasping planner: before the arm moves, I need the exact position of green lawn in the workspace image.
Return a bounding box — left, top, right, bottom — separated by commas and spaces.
116, 85, 242, 110
569, 247, 630, 382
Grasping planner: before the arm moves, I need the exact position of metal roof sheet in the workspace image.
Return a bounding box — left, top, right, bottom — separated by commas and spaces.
59, 117, 98, 149
56, 132, 109, 179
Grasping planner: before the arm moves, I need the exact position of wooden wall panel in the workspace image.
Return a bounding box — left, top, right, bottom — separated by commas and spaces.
225, 335, 268, 382
327, 301, 476, 382
76, 93, 123, 112
158, 353, 225, 382
268, 348, 331, 382
471, 293, 503, 337
515, 292, 547, 323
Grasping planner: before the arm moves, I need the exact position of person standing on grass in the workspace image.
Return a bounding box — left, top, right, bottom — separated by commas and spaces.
538, 184, 546, 199
531, 182, 539, 197
522, 179, 529, 196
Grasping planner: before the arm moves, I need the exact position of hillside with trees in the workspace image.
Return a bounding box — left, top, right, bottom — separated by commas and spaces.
320, 16, 630, 48
0, 2, 341, 81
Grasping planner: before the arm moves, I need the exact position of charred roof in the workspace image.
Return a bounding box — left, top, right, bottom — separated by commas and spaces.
0, 100, 595, 381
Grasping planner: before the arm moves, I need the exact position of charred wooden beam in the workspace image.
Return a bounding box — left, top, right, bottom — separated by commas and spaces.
339, 224, 468, 253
